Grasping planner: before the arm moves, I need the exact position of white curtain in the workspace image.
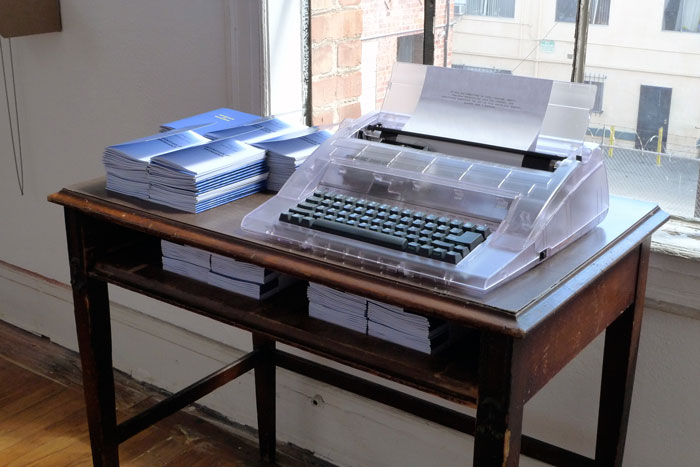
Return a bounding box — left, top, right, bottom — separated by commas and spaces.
678, 0, 700, 32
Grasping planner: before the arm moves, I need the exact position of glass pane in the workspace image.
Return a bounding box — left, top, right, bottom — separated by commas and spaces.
585, 0, 700, 218
451, 0, 574, 81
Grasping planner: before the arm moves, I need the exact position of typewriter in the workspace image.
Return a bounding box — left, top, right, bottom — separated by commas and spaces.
241, 63, 609, 297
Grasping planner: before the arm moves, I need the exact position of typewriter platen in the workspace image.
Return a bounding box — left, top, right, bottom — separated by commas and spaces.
241, 64, 609, 297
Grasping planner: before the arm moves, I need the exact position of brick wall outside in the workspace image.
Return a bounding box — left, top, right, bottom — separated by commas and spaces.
310, 0, 453, 125
311, 0, 363, 126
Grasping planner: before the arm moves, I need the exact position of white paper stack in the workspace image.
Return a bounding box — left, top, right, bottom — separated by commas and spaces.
307, 283, 368, 333
148, 137, 268, 213
161, 240, 211, 283
252, 129, 331, 191
103, 128, 209, 199
367, 300, 449, 354
208, 252, 297, 300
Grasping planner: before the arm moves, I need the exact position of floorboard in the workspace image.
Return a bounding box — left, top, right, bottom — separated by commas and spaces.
0, 319, 333, 466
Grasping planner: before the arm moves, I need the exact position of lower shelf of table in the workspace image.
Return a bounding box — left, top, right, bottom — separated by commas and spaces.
91, 247, 480, 406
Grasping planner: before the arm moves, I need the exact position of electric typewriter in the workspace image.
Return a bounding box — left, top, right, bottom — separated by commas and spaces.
241, 63, 609, 297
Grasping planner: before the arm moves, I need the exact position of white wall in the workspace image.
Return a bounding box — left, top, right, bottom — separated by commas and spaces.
2, 2, 700, 467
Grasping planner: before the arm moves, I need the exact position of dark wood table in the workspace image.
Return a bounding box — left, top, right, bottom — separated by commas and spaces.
49, 179, 668, 466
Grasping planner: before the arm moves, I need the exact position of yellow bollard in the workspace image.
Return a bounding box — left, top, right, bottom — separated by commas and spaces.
656, 127, 663, 166
608, 126, 615, 158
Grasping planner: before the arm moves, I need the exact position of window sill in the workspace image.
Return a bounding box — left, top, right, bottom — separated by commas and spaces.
646, 217, 700, 320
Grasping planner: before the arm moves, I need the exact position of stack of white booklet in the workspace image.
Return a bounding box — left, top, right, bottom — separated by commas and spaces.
307, 283, 368, 333
161, 240, 211, 283
208, 253, 297, 300
252, 129, 331, 191
162, 241, 296, 300
103, 128, 209, 199
367, 300, 449, 354
148, 137, 268, 213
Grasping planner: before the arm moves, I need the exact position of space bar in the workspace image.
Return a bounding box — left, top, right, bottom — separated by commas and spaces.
311, 219, 407, 251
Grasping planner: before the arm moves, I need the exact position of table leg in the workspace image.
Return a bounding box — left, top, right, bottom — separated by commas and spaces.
253, 334, 276, 463
474, 333, 526, 467
65, 209, 119, 466
595, 242, 650, 466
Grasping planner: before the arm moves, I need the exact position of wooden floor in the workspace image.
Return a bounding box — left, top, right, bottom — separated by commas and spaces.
0, 320, 331, 466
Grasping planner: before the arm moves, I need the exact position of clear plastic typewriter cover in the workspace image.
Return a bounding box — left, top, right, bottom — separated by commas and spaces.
241, 64, 609, 297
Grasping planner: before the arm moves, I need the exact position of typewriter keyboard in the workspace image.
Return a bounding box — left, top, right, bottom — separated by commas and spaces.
278, 191, 491, 264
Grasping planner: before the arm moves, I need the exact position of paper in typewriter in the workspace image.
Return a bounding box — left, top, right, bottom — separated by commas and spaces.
403, 67, 553, 151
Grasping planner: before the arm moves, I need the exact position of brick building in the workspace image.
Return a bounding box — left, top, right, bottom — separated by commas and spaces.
311, 0, 453, 125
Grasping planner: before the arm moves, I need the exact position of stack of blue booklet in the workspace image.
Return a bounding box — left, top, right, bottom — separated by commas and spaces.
148, 137, 268, 213
161, 240, 211, 283
104, 108, 328, 212
307, 283, 368, 334
208, 252, 297, 300
253, 129, 332, 191
103, 128, 209, 199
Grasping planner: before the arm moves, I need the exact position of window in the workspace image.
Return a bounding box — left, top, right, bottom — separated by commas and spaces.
555, 0, 610, 25
583, 73, 606, 114
663, 0, 700, 32
397, 34, 424, 64
464, 0, 515, 18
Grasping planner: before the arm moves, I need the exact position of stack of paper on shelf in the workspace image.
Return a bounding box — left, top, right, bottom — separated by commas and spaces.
103, 128, 209, 199
161, 240, 211, 283
253, 129, 331, 191
148, 137, 268, 213
307, 283, 368, 333
367, 300, 449, 354
161, 241, 296, 300
160, 107, 261, 138
208, 252, 297, 300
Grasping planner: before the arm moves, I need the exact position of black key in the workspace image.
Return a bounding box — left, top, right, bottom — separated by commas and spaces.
279, 212, 293, 223
388, 214, 400, 222
367, 201, 379, 209
407, 226, 421, 235
399, 216, 412, 224
406, 234, 419, 243
413, 211, 426, 220
306, 196, 322, 205
431, 232, 446, 241
312, 212, 323, 219
343, 203, 354, 211
401, 209, 413, 217
407, 242, 420, 253
445, 251, 463, 264
346, 196, 358, 205
462, 222, 475, 232
381, 228, 393, 235
290, 206, 314, 217
348, 213, 360, 221
394, 224, 408, 232
449, 227, 462, 236
333, 194, 346, 202
356, 199, 367, 207
453, 245, 467, 256
321, 199, 333, 207
312, 219, 408, 251
384, 221, 396, 229
326, 208, 337, 216
378, 204, 390, 212
290, 214, 304, 225
411, 219, 424, 228
446, 231, 483, 251
419, 229, 433, 237
301, 216, 314, 227
476, 224, 492, 239
418, 236, 432, 245
336, 210, 349, 218
332, 201, 343, 209
449, 219, 462, 229
432, 240, 453, 250
376, 211, 388, 220
365, 209, 377, 218
418, 245, 433, 257
389, 206, 400, 215
321, 192, 334, 200
437, 217, 450, 225
359, 215, 372, 223
371, 218, 382, 226
298, 202, 316, 211
324, 214, 335, 221
353, 206, 365, 214
346, 220, 357, 226
436, 225, 450, 234
424, 222, 437, 231
357, 222, 369, 229
425, 214, 438, 222
431, 248, 447, 260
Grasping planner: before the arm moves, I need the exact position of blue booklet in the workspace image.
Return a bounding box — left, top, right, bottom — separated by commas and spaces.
204, 117, 303, 143
160, 108, 261, 138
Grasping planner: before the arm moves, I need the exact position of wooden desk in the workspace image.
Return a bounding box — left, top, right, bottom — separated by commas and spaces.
49, 179, 668, 466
